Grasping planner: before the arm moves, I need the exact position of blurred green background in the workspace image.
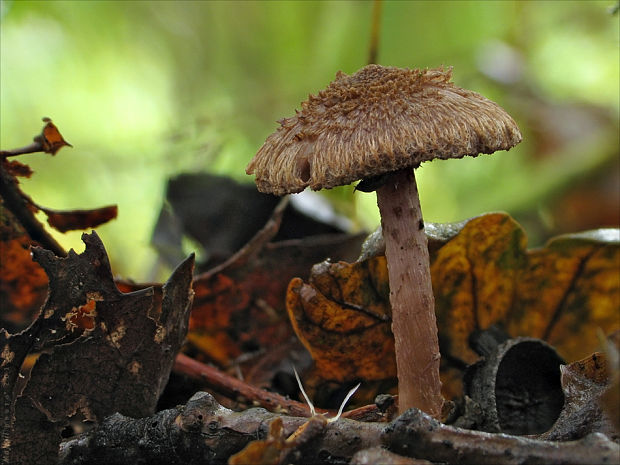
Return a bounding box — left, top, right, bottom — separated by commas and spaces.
1, 0, 618, 280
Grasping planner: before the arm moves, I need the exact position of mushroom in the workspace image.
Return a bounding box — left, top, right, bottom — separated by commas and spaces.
246, 65, 522, 417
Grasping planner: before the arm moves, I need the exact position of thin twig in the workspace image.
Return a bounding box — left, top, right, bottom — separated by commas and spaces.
173, 354, 384, 421
367, 0, 383, 65
0, 142, 44, 158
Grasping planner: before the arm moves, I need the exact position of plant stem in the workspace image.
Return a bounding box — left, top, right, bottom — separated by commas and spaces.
367, 0, 383, 65
376, 168, 443, 417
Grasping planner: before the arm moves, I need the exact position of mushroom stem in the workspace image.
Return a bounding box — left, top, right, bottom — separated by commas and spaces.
376, 168, 443, 417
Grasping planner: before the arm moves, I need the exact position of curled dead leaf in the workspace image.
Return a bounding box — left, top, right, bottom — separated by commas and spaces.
35, 117, 72, 155
40, 205, 118, 233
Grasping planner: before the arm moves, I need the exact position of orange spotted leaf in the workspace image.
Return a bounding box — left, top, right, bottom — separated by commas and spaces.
286, 258, 394, 383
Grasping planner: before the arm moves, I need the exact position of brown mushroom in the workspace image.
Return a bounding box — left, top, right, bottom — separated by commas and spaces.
246, 65, 522, 417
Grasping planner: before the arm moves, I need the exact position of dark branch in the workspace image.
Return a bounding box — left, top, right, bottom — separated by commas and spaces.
59, 391, 619, 465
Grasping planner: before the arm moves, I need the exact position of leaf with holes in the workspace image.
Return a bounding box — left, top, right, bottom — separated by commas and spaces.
1, 232, 194, 465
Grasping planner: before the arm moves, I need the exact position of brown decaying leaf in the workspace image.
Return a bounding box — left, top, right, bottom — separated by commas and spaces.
287, 213, 620, 403
3, 159, 33, 178
0, 195, 50, 331
0, 234, 49, 331
287, 257, 394, 383
187, 231, 364, 369
40, 204, 118, 233
1, 232, 194, 465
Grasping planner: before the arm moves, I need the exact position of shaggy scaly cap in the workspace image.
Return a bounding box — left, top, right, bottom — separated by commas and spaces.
246, 65, 522, 195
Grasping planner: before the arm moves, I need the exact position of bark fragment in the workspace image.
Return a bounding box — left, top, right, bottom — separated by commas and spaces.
59, 391, 619, 465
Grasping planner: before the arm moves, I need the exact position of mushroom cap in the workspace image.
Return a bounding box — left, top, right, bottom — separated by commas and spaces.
246, 65, 522, 195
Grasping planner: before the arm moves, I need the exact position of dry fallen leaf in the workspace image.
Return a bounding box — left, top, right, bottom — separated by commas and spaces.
287, 257, 394, 383
39, 204, 118, 233
1, 232, 194, 465
187, 206, 364, 370
0, 215, 49, 332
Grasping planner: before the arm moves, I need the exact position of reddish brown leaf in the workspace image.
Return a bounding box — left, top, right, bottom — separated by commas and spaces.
0, 236, 49, 331
187, 198, 364, 372
3, 160, 33, 178
40, 204, 118, 232
0, 201, 50, 332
